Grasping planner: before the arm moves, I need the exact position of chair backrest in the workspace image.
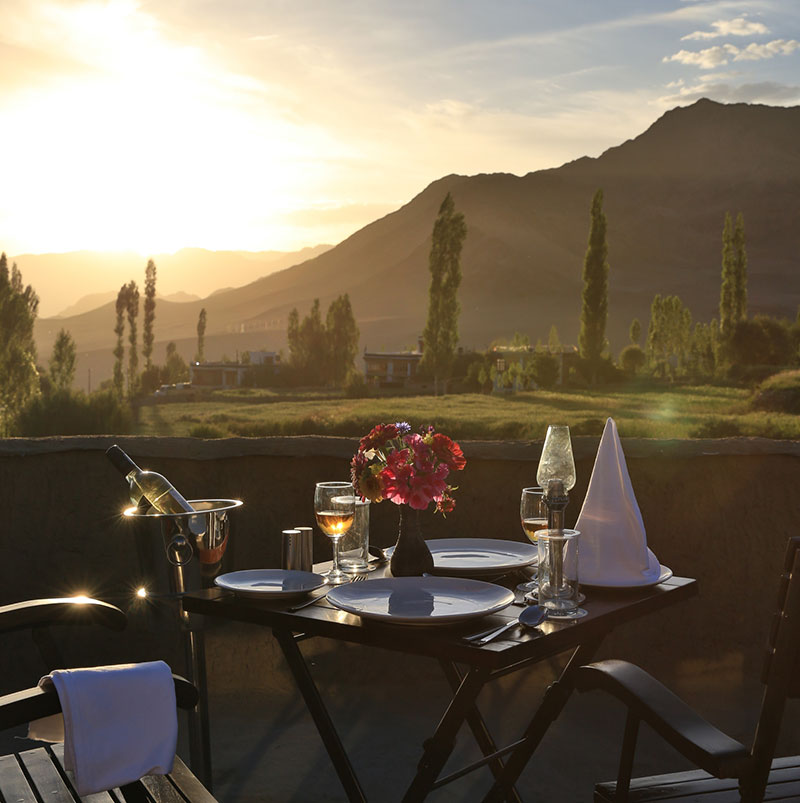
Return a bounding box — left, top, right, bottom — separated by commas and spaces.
746, 536, 800, 799
759, 536, 800, 695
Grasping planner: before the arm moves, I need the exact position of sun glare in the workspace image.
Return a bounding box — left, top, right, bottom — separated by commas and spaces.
2, 0, 316, 254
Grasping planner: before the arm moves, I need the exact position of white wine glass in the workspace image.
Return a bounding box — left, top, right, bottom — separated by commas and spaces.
314, 481, 356, 585
518, 486, 547, 594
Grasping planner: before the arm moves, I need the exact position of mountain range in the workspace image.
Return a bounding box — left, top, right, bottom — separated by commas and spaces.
30, 99, 800, 390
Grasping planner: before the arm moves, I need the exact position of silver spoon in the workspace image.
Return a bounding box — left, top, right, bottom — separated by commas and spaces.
465, 605, 547, 645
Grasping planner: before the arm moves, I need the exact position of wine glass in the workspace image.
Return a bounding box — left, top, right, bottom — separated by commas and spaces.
517, 486, 547, 594
314, 482, 356, 585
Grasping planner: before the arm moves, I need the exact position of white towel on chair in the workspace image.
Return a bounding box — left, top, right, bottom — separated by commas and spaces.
31, 661, 177, 796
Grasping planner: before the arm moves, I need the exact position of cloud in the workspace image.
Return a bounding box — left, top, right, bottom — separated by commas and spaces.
682, 17, 768, 40
660, 80, 800, 105
664, 44, 739, 68
664, 39, 800, 69
735, 39, 800, 61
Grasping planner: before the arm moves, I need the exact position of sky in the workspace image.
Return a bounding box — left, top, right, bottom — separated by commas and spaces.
2, 0, 799, 257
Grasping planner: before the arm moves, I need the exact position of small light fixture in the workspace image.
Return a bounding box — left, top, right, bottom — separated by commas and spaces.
136, 587, 148, 599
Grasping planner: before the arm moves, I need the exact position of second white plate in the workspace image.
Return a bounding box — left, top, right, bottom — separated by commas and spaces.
327, 576, 515, 625
384, 538, 537, 577
215, 569, 326, 599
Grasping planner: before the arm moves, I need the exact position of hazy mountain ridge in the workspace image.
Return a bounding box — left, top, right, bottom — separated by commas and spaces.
33, 99, 800, 387
15, 244, 332, 319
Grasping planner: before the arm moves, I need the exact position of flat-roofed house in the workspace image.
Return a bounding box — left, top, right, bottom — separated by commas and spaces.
363, 345, 423, 388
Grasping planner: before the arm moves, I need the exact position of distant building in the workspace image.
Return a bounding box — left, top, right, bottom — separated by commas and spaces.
190, 351, 280, 388
363, 342, 423, 388
491, 345, 579, 390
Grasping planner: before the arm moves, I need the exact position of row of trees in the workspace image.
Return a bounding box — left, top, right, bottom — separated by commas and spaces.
0, 251, 135, 436
279, 192, 469, 394
614, 209, 799, 383
111, 260, 204, 397
286, 295, 359, 385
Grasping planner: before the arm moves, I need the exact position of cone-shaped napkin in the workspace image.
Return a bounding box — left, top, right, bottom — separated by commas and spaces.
575, 418, 663, 586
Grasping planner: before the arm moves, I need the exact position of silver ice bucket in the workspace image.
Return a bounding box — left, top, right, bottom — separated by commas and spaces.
124, 498, 242, 580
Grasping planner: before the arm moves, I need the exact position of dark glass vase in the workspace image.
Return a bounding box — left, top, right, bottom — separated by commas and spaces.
390, 506, 434, 577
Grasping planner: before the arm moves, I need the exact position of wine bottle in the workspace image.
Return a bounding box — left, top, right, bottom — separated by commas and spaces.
106, 444, 195, 514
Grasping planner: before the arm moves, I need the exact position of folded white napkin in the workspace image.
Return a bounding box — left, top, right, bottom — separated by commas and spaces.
28, 661, 177, 796
575, 418, 662, 586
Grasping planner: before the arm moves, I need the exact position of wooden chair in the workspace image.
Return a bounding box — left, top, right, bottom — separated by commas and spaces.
575, 536, 800, 802
0, 597, 217, 802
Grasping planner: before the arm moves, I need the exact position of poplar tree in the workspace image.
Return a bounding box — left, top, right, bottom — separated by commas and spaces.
326, 293, 359, 386
732, 212, 747, 324
287, 308, 300, 365
196, 308, 207, 362
578, 189, 609, 382
49, 329, 76, 391
113, 284, 127, 397
125, 280, 140, 396
142, 259, 157, 370
0, 253, 39, 433
421, 192, 467, 395
629, 318, 641, 346
719, 212, 735, 336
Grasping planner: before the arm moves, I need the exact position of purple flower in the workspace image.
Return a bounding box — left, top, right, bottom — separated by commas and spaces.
394, 421, 411, 435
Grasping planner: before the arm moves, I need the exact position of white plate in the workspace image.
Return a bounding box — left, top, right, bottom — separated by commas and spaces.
327, 576, 515, 625
215, 569, 326, 599
580, 565, 674, 590
384, 538, 537, 577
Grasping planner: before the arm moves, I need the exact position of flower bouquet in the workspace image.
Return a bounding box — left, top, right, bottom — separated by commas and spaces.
350, 422, 466, 575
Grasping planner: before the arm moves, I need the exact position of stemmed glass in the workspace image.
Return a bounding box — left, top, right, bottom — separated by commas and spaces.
517, 486, 547, 594
314, 481, 356, 585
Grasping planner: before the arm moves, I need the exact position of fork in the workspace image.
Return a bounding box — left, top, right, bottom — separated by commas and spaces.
288, 573, 366, 612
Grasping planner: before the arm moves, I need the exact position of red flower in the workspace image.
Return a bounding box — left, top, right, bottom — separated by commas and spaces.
359, 423, 398, 452
431, 433, 466, 471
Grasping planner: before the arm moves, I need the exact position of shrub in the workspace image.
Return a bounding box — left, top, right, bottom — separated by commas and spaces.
689, 417, 743, 438
751, 369, 800, 414
530, 352, 559, 389
189, 424, 226, 439
726, 316, 794, 367
344, 370, 370, 398
13, 389, 132, 435
619, 345, 646, 375
571, 418, 606, 436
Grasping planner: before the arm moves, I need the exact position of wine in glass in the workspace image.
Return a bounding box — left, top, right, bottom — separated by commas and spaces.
518, 486, 547, 594
315, 482, 356, 585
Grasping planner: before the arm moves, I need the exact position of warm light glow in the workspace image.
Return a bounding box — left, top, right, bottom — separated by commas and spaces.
72, 594, 92, 603
2, 0, 324, 254
136, 587, 148, 599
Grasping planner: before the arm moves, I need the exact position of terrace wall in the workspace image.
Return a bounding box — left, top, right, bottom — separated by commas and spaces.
1, 436, 799, 797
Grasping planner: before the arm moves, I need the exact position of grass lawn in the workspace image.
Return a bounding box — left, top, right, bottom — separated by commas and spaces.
133, 383, 800, 440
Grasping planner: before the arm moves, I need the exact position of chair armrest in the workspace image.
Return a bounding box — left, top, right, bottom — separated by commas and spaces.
0, 598, 126, 634
575, 660, 750, 779
0, 674, 199, 731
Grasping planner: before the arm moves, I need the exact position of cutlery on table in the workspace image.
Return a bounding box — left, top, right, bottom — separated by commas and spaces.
464, 605, 547, 645
288, 574, 366, 612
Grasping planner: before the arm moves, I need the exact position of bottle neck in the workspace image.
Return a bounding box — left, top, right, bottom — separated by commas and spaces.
106, 444, 140, 476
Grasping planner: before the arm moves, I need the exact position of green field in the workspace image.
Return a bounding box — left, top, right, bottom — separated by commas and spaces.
133, 384, 800, 440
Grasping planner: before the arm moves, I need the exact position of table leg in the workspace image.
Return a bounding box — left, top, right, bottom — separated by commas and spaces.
481, 639, 603, 803
401, 665, 491, 803
439, 660, 523, 803
272, 629, 367, 803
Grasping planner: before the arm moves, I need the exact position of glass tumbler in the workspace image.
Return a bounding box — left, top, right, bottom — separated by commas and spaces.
339, 498, 370, 574
536, 528, 584, 618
